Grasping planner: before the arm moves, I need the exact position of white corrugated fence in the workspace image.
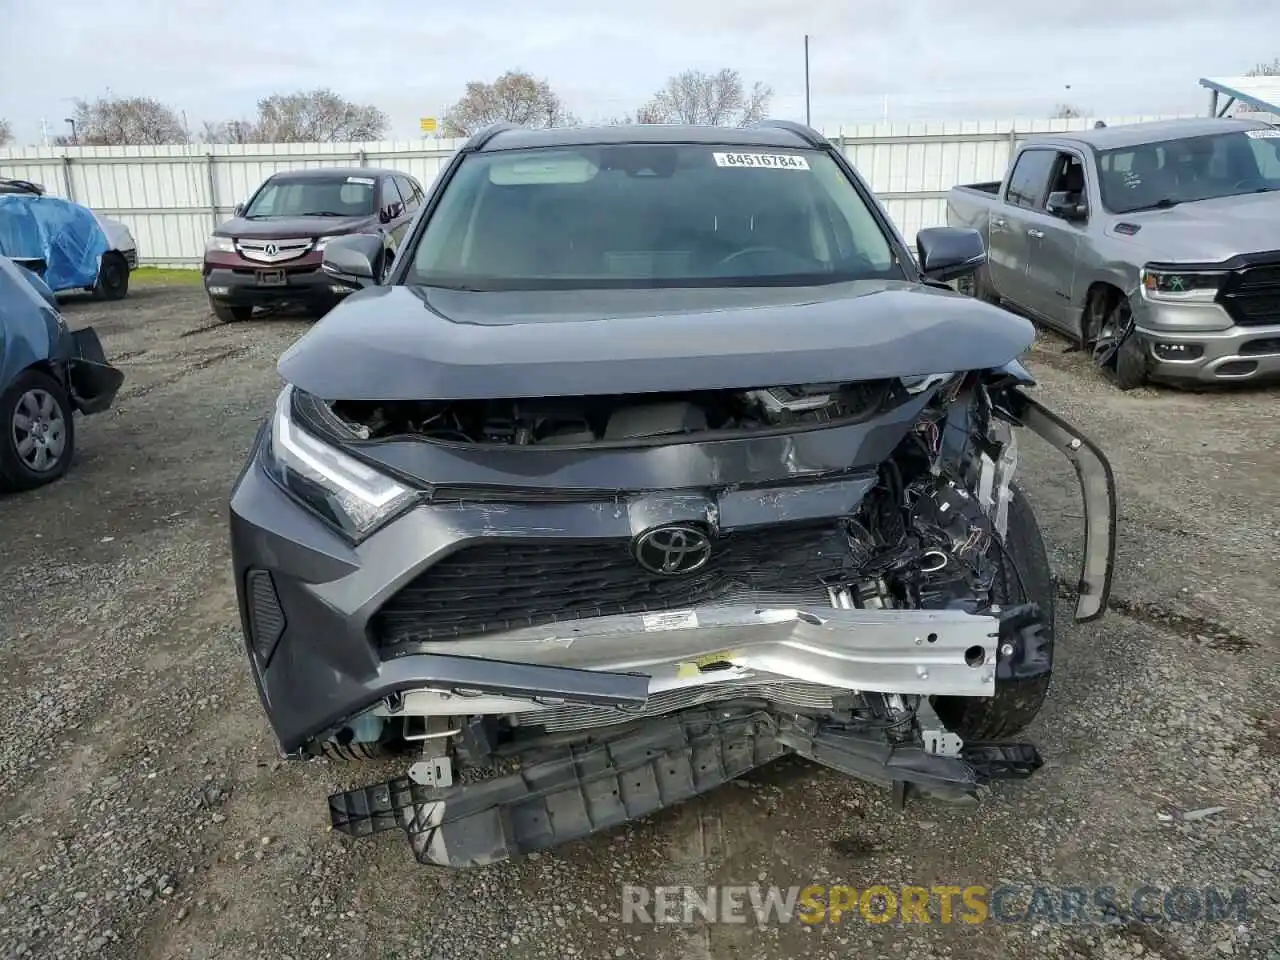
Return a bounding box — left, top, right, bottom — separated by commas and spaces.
0, 115, 1181, 267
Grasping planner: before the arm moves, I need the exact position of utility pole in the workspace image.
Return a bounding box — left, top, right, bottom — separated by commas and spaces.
64, 118, 77, 144
804, 35, 812, 126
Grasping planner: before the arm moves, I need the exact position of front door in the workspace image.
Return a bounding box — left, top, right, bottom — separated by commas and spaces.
1022, 152, 1089, 335
988, 148, 1058, 310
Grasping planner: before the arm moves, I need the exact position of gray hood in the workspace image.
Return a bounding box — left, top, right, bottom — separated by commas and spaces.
278, 279, 1036, 401
1114, 190, 1280, 263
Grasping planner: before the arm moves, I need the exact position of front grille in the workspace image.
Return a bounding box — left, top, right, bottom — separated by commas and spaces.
1218, 257, 1280, 327
236, 238, 314, 263
372, 522, 856, 646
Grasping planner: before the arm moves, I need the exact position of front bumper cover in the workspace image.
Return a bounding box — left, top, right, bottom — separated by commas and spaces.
329, 704, 1042, 868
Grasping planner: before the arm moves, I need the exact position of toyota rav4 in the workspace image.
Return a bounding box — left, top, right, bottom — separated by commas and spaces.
229, 121, 1117, 867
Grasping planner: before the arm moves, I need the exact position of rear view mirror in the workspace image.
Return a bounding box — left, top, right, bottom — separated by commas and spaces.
915, 227, 987, 282
1046, 191, 1088, 222
321, 234, 384, 289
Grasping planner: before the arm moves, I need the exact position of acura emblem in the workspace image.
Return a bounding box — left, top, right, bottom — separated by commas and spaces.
264, 242, 278, 256
633, 524, 713, 576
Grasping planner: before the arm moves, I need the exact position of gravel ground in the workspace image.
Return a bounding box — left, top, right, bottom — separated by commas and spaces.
0, 284, 1276, 960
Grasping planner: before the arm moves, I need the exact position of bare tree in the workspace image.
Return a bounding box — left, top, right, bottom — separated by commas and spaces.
634, 69, 772, 127
200, 119, 263, 144
64, 96, 188, 145
246, 89, 388, 142
1052, 103, 1087, 119
1247, 58, 1280, 76
442, 71, 576, 136
0, 118, 12, 147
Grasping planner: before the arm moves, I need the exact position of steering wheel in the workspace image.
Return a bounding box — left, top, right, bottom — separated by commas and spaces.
712, 245, 822, 273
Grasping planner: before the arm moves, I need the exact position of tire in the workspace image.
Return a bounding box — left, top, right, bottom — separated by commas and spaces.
971, 266, 1000, 304
1087, 292, 1147, 391
211, 300, 253, 324
317, 739, 407, 762
0, 369, 76, 492
932, 484, 1055, 741
93, 252, 130, 301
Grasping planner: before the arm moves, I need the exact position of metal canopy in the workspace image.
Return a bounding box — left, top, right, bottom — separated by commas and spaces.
1200, 76, 1280, 118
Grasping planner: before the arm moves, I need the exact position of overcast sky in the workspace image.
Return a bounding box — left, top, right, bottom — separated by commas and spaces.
2, 0, 1278, 145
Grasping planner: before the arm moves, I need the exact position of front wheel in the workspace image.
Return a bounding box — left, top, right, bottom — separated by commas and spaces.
932, 484, 1055, 740
211, 301, 253, 324
1088, 295, 1147, 391
0, 369, 76, 492
93, 252, 130, 301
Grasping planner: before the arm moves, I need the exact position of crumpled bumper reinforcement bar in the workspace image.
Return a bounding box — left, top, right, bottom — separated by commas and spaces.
329, 706, 1041, 868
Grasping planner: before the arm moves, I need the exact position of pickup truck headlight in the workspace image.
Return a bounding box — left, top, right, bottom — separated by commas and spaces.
263, 387, 415, 539
1140, 267, 1225, 303
206, 235, 236, 254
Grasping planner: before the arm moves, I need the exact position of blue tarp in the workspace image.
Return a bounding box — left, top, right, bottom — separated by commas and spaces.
0, 194, 110, 293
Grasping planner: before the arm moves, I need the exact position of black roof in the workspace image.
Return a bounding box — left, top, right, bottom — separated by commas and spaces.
266, 167, 398, 180
477, 123, 821, 153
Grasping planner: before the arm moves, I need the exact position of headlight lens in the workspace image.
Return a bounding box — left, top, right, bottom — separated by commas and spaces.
263, 387, 415, 538
1140, 267, 1225, 303
206, 235, 236, 254
313, 237, 331, 253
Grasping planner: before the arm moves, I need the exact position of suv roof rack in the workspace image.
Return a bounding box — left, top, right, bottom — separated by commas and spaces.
464, 123, 519, 152
750, 119, 827, 149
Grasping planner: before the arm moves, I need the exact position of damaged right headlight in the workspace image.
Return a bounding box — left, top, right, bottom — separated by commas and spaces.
262, 386, 416, 539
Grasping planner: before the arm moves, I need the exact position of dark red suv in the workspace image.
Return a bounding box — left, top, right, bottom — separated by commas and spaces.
202, 167, 424, 322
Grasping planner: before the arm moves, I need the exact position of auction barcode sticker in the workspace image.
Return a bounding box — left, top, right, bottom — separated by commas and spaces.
712, 152, 810, 170
642, 610, 699, 631
1245, 129, 1280, 139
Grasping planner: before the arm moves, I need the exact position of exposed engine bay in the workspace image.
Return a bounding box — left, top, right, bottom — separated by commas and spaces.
326, 379, 896, 446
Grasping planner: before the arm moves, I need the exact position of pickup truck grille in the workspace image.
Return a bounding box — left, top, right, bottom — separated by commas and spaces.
371, 522, 855, 646
1218, 259, 1280, 327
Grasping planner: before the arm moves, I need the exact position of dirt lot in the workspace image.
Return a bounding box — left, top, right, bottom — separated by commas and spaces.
0, 284, 1277, 960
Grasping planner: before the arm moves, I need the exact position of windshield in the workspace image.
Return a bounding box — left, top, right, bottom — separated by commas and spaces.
406, 144, 901, 290
1097, 129, 1280, 214
242, 176, 376, 218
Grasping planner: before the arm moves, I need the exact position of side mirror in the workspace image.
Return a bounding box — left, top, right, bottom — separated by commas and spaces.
321, 234, 385, 289
233, 203, 245, 218
1046, 191, 1088, 222
915, 226, 987, 283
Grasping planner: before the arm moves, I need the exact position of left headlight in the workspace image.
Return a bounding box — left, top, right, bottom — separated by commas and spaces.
1140, 267, 1226, 304
262, 387, 416, 539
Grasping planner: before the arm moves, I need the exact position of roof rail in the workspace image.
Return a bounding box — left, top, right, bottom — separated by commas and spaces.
463, 122, 519, 152
751, 119, 827, 149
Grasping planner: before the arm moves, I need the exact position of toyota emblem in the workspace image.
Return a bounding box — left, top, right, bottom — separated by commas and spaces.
263, 242, 279, 257
633, 524, 713, 576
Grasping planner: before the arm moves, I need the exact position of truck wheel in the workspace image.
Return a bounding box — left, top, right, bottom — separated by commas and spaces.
1088, 295, 1147, 391
0, 369, 76, 492
932, 484, 1055, 741
93, 252, 130, 301
971, 266, 1000, 304
211, 301, 253, 324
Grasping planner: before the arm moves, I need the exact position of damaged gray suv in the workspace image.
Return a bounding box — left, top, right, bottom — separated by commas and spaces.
229, 121, 1117, 867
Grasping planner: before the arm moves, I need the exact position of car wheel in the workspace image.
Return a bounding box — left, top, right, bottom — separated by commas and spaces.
93, 252, 130, 301
0, 369, 76, 492
211, 301, 253, 324
932, 484, 1055, 741
1088, 294, 1147, 391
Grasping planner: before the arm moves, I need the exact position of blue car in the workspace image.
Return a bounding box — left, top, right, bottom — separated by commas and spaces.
0, 178, 138, 299
0, 256, 123, 491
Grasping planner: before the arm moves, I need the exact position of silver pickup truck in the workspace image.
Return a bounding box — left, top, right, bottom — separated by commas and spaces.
947, 117, 1280, 388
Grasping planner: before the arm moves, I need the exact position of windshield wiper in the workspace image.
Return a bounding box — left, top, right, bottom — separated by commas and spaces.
1126, 197, 1181, 212
304, 211, 354, 217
